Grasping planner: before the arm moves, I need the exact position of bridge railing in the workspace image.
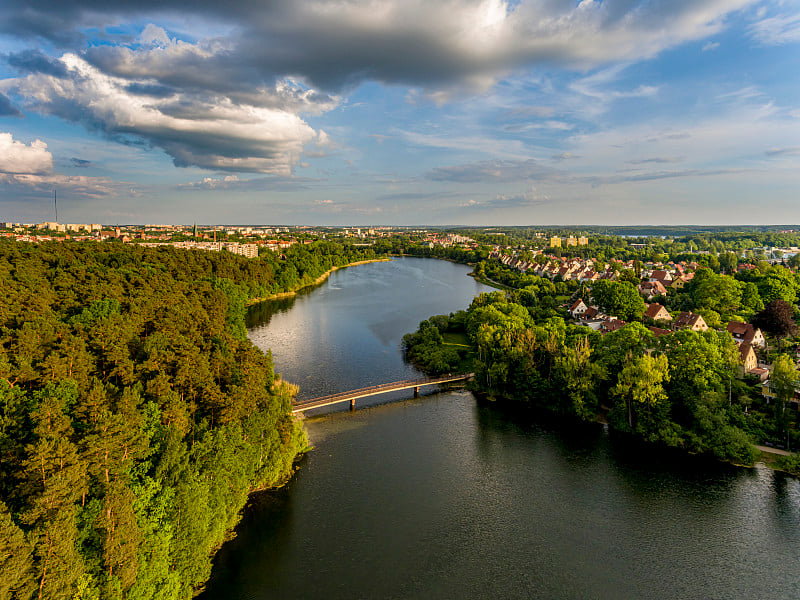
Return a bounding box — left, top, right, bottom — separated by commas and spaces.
291, 373, 473, 410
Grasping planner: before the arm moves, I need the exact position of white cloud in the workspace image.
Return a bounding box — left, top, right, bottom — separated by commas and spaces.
139, 24, 172, 47
749, 10, 800, 44
6, 53, 324, 174
0, 172, 117, 198
702, 41, 720, 50
0, 133, 53, 175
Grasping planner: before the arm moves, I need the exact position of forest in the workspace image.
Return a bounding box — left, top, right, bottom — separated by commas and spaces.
0, 238, 377, 600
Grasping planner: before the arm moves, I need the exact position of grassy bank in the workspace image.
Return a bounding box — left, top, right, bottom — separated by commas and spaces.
246, 257, 392, 305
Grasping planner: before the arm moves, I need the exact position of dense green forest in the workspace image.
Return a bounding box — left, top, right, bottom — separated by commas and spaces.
0, 239, 378, 599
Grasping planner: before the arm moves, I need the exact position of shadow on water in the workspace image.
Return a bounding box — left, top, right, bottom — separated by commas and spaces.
245, 276, 335, 329
474, 394, 748, 493
245, 295, 298, 329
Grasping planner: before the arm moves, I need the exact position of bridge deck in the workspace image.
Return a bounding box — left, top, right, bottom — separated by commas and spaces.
291, 373, 474, 413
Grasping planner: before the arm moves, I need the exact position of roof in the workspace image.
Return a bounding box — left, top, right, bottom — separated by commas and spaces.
600, 319, 626, 334
570, 299, 587, 312
644, 303, 668, 319
727, 321, 750, 336
648, 326, 672, 337
675, 311, 705, 328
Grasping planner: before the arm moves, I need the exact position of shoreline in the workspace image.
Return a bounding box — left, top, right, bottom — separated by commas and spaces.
246, 257, 391, 305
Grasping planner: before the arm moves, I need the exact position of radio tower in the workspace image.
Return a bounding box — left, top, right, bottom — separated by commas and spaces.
54, 189, 58, 223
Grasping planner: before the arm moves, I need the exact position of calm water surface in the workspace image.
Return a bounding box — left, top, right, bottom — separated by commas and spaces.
201, 257, 800, 599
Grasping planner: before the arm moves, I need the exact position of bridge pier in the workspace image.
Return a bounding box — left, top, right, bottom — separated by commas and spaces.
414, 386, 419, 398
350, 398, 356, 410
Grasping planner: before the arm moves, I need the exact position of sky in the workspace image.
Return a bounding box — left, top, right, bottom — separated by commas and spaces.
0, 0, 799, 226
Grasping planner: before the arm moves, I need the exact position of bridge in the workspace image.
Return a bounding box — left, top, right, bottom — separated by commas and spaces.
291, 373, 474, 414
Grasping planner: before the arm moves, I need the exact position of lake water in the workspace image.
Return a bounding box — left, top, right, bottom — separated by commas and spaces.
200, 257, 800, 599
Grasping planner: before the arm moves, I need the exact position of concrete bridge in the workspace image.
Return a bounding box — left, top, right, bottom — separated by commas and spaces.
291, 373, 474, 414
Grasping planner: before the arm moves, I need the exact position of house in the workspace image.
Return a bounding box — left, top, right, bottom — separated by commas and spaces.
761, 377, 800, 403
669, 277, 688, 290
600, 319, 626, 334
569, 299, 589, 319
582, 306, 600, 320
726, 322, 766, 348
638, 280, 667, 300
748, 367, 770, 382
674, 311, 708, 332
647, 326, 672, 338
738, 342, 758, 374
644, 303, 672, 322
650, 270, 673, 283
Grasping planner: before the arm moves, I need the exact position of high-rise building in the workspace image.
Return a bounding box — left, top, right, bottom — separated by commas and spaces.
550, 236, 561, 248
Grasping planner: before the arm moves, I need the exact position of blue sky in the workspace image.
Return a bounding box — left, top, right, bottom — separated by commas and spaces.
0, 0, 798, 225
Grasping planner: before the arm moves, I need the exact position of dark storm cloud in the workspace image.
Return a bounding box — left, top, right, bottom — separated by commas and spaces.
6, 49, 68, 77
1, 0, 754, 93
125, 82, 176, 98
0, 92, 22, 116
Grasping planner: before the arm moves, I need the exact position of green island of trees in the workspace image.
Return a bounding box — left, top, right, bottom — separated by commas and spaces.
0, 238, 379, 599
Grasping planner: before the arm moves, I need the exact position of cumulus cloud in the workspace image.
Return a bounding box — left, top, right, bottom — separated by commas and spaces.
0, 0, 756, 94
0, 133, 53, 175
0, 132, 121, 196
6, 53, 323, 174
0, 173, 117, 198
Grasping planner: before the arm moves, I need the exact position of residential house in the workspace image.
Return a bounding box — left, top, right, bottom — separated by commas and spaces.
600, 319, 626, 334
569, 299, 589, 319
726, 322, 766, 348
644, 303, 672, 323
582, 306, 600, 320
674, 311, 708, 332
650, 270, 673, 284
738, 342, 758, 374
748, 367, 770, 383
669, 277, 689, 291
647, 326, 672, 338
638, 280, 668, 300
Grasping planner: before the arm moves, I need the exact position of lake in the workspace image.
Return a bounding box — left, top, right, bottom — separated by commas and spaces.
200, 257, 800, 599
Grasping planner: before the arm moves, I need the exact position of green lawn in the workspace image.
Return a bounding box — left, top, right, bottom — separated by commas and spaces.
443, 331, 470, 347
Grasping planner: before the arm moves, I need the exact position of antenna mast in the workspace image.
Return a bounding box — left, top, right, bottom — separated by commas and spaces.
54, 189, 58, 223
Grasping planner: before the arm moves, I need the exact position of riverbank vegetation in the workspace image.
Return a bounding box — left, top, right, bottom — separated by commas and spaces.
0, 238, 379, 599
404, 261, 800, 469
